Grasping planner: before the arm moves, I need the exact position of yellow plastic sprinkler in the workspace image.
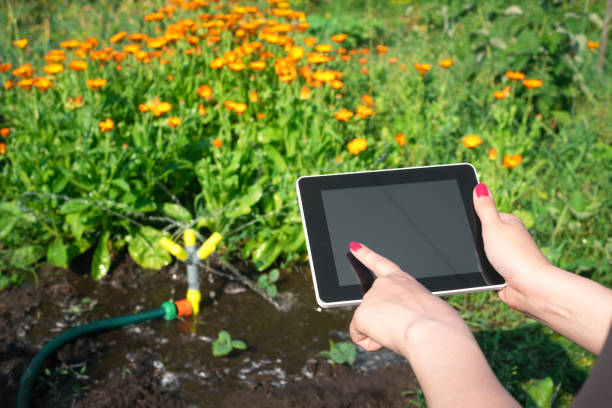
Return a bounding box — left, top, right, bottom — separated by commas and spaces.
160, 230, 222, 316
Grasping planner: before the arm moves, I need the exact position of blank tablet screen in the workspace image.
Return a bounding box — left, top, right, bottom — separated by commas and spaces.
321, 179, 480, 286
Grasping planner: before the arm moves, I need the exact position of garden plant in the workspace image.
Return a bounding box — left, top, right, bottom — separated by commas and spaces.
0, 0, 610, 406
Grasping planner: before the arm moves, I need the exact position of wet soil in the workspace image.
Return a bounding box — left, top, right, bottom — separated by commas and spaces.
0, 255, 419, 407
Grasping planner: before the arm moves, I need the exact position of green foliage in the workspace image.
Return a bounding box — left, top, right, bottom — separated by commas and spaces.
257, 268, 280, 297
211, 330, 247, 357
318, 340, 356, 367
523, 377, 556, 408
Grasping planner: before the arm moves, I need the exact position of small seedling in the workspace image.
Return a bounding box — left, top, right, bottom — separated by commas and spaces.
257, 268, 280, 297
317, 340, 356, 367
67, 297, 98, 315
212, 330, 247, 357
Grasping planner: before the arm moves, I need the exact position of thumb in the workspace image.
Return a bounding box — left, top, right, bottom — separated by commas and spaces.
473, 183, 500, 226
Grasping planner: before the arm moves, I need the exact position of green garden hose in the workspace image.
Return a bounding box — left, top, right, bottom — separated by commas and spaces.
17, 300, 192, 408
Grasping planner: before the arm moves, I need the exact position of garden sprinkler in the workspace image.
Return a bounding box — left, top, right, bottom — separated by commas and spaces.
159, 230, 222, 316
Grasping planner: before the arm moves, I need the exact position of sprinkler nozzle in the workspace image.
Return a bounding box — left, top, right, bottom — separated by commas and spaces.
186, 289, 202, 316
197, 232, 222, 260
160, 237, 188, 261
184, 229, 196, 247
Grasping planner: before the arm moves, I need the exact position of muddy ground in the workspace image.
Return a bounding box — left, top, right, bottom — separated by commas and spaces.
0, 254, 420, 407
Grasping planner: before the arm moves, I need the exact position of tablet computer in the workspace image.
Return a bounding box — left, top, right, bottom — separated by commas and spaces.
296, 163, 505, 308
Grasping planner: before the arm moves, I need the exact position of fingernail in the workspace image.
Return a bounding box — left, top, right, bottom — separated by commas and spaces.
349, 241, 362, 251
475, 183, 490, 197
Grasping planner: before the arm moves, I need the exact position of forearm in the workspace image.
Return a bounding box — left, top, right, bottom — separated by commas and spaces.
402, 323, 519, 408
517, 265, 612, 355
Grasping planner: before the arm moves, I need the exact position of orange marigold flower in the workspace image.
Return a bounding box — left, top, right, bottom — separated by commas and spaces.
249, 60, 266, 71
506, 71, 525, 81
147, 37, 167, 49
145, 12, 165, 22
330, 80, 343, 90
197, 84, 213, 100
299, 86, 311, 100
488, 147, 497, 160
347, 137, 367, 155
331, 33, 348, 43
587, 41, 599, 51
336, 156, 343, 162
68, 60, 87, 72
462, 134, 482, 148
12, 64, 34, 78
210, 57, 227, 69
0, 63, 12, 73
86, 78, 107, 91
493, 90, 506, 100
341, 55, 351, 62
312, 70, 337, 82
256, 113, 265, 120
138, 104, 149, 112
0, 142, 5, 154
308, 52, 332, 64
66, 95, 85, 109
99, 118, 114, 132
522, 79, 543, 90
44, 50, 66, 63
110, 31, 127, 43
228, 60, 246, 71
168, 117, 181, 127
34, 77, 52, 92
13, 39, 28, 49
250, 90, 258, 102
128, 33, 148, 42
503, 154, 522, 169
151, 101, 172, 116
1, 128, 9, 137
198, 104, 207, 115
43, 63, 64, 75
438, 58, 454, 69
360, 67, 369, 75
376, 45, 388, 56
356, 105, 375, 119
59, 39, 80, 49
414, 63, 431, 75
289, 46, 305, 60
187, 35, 199, 45
212, 138, 222, 148
17, 78, 33, 90
396, 132, 406, 146
315, 43, 333, 53
388, 57, 398, 65
224, 100, 247, 114
361, 94, 374, 106
304, 37, 317, 47
334, 108, 354, 122
5, 80, 13, 90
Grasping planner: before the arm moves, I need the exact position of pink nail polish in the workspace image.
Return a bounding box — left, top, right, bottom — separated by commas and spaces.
475, 183, 489, 197
349, 241, 362, 251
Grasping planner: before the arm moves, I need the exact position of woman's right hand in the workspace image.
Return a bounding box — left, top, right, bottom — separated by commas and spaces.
472, 183, 552, 313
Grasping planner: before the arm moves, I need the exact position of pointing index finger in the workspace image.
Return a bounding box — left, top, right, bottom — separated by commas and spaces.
349, 241, 404, 277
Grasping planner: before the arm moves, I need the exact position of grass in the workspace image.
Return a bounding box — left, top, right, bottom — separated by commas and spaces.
1, 0, 610, 406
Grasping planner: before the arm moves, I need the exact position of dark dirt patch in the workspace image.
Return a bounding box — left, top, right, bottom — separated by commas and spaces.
0, 257, 420, 407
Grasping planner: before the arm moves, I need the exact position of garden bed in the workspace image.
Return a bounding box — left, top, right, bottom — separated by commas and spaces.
0, 255, 419, 407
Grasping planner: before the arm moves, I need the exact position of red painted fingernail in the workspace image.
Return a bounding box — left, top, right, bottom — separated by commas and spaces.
475, 183, 490, 197
349, 241, 362, 251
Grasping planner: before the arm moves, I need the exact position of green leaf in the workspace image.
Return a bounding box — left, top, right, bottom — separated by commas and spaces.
0, 216, 17, 239
161, 202, 192, 222
111, 178, 131, 192
64, 213, 90, 240
570, 191, 586, 212
10, 245, 44, 268
238, 184, 263, 209
524, 377, 555, 408
254, 245, 282, 272
266, 284, 277, 298
0, 201, 21, 217
257, 127, 282, 143
512, 209, 535, 230
91, 231, 111, 280
218, 330, 231, 342
127, 226, 172, 270
47, 238, 69, 268
264, 146, 287, 172
134, 198, 156, 212
257, 274, 269, 287
231, 340, 247, 350
336, 342, 356, 366
212, 341, 232, 357
268, 268, 280, 283
60, 200, 88, 214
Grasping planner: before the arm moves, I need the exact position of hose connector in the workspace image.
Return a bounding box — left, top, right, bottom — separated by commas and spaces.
197, 232, 222, 260
160, 237, 188, 261
186, 289, 202, 316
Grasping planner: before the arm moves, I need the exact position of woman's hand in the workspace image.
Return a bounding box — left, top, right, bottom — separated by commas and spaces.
348, 242, 473, 356
472, 183, 552, 312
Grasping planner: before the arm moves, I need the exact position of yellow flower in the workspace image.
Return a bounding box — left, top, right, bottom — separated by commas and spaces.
396, 133, 406, 146
13, 39, 28, 49
0, 142, 5, 154
0, 63, 11, 73
315, 44, 333, 53
86, 78, 107, 91
462, 134, 482, 148
488, 147, 497, 160
356, 105, 375, 119
361, 94, 374, 106
150, 101, 172, 116
198, 104, 207, 115
250, 90, 258, 102
522, 79, 543, 90
331, 33, 348, 43
99, 118, 114, 132
587, 41, 599, 51
330, 80, 343, 90
503, 154, 522, 168
289, 46, 305, 60
334, 108, 354, 122
249, 60, 266, 71
12, 64, 34, 78
59, 39, 80, 49
17, 78, 33, 90
347, 137, 368, 155
68, 60, 87, 72
438, 58, 454, 69
493, 85, 511, 100
228, 60, 246, 71
43, 64, 64, 75
299, 86, 311, 100
145, 12, 165, 22
4, 79, 13, 90
168, 117, 182, 128
197, 84, 213, 100
210, 57, 227, 69
110, 31, 127, 43
414, 62, 431, 75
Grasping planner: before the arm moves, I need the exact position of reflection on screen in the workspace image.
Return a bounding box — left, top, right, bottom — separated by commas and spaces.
321, 180, 480, 286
